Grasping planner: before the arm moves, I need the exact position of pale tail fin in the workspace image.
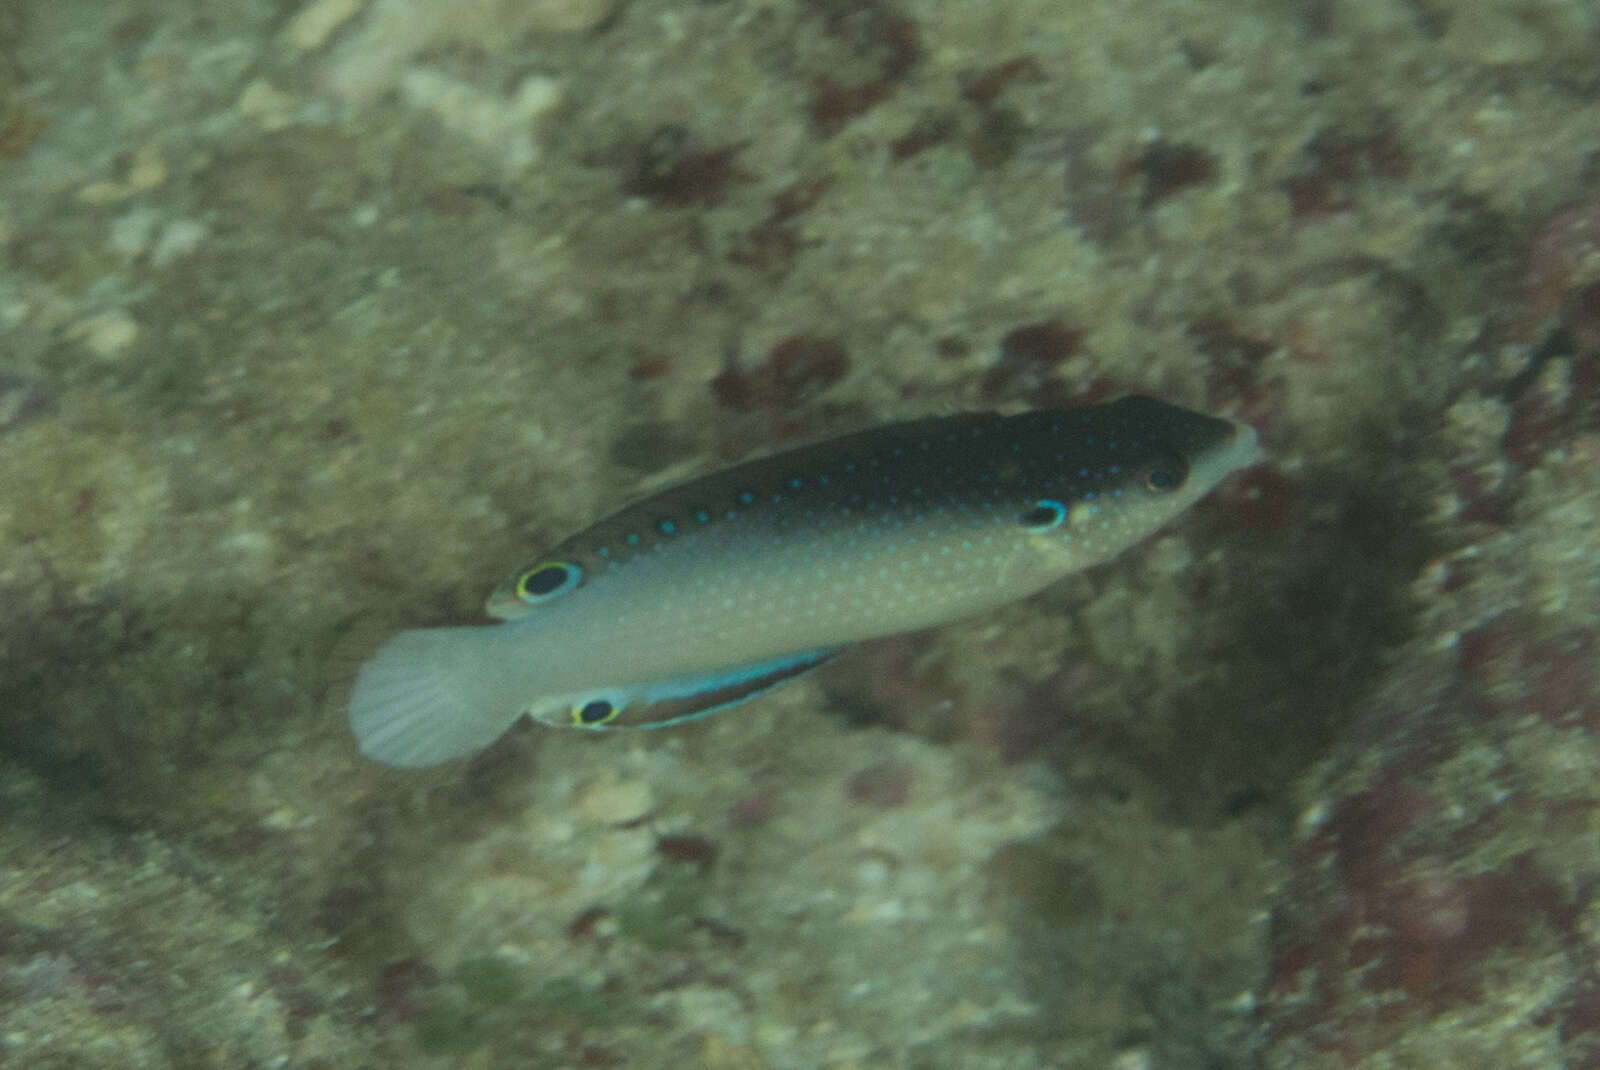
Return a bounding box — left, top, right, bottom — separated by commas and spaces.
347, 626, 522, 768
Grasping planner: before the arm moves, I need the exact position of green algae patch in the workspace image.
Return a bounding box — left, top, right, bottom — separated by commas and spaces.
984, 835, 1104, 929
454, 955, 523, 1006
415, 999, 483, 1054
612, 868, 704, 949
528, 976, 623, 1029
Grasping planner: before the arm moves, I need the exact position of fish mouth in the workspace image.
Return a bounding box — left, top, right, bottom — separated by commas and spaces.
1182, 414, 1263, 492
1223, 419, 1263, 471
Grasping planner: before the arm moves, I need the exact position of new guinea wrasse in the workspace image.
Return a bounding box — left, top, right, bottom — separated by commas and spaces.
349, 395, 1260, 768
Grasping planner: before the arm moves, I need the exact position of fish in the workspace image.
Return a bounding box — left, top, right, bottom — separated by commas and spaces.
349, 395, 1259, 768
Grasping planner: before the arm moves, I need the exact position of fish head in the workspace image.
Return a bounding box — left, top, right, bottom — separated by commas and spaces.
1008, 395, 1261, 576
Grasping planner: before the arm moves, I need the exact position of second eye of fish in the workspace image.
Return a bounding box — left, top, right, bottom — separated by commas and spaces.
517, 562, 581, 603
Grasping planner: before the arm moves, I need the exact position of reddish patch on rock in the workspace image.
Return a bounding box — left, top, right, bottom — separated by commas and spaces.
375, 958, 439, 1025
1189, 317, 1273, 405
990, 665, 1108, 764
979, 320, 1084, 404
623, 127, 754, 208
566, 905, 610, 939
1359, 855, 1570, 1007
1447, 451, 1514, 526
1188, 315, 1289, 441
1272, 843, 1574, 1052
425, 182, 510, 216
1282, 120, 1412, 222
847, 761, 914, 807
711, 335, 850, 411
1561, 975, 1600, 1056
727, 790, 779, 829
1522, 201, 1600, 337
1500, 309, 1600, 470
959, 56, 1044, 107
890, 112, 958, 161
810, 77, 891, 134
655, 833, 720, 873
1123, 140, 1219, 210
804, 3, 921, 135
1282, 172, 1347, 221
579, 1045, 625, 1068
1504, 362, 1574, 470
1210, 464, 1298, 533
1309, 777, 1444, 890
1286, 850, 1561, 1010
1269, 729, 1587, 1058
627, 353, 673, 381
1569, 281, 1600, 356
1458, 622, 1599, 729
728, 177, 830, 274
821, 633, 965, 737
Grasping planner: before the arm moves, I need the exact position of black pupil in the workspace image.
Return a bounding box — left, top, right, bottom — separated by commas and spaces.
1147, 467, 1175, 489
526, 565, 567, 595
579, 700, 613, 724
1021, 504, 1060, 527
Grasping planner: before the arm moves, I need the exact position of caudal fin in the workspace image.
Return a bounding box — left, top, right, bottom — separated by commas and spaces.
347, 626, 521, 768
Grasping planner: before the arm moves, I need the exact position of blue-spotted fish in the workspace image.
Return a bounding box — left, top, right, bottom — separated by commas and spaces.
349, 396, 1258, 767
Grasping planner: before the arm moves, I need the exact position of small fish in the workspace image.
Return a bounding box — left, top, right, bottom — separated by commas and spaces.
349, 396, 1259, 768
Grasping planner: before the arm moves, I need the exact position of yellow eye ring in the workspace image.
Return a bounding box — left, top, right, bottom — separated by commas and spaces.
1139, 457, 1189, 494
572, 698, 620, 727
516, 561, 582, 603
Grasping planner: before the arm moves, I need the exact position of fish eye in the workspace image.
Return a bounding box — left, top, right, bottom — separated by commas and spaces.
1140, 457, 1189, 494
516, 561, 582, 603
1019, 499, 1067, 531
573, 698, 620, 727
